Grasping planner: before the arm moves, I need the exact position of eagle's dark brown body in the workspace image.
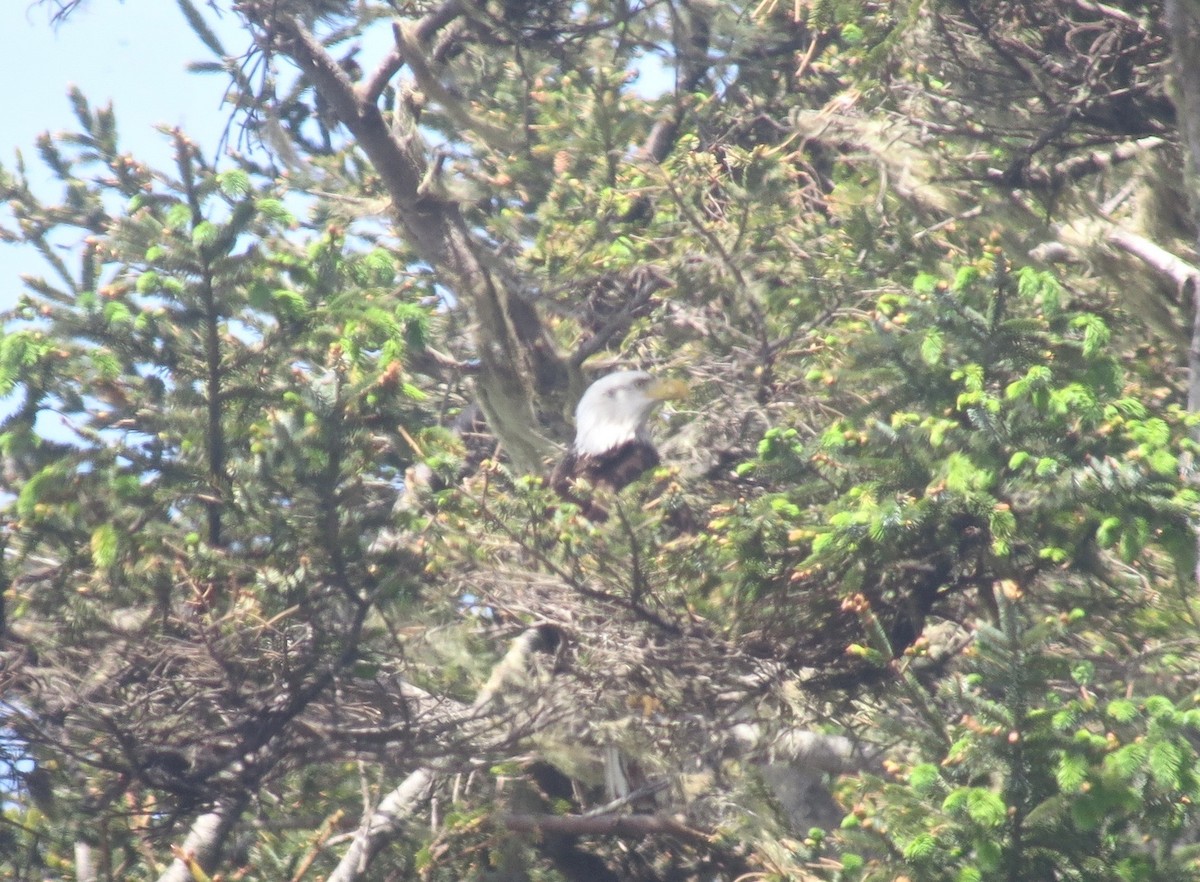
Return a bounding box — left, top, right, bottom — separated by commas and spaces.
551, 440, 660, 521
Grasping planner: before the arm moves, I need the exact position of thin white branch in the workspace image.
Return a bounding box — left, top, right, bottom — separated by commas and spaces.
325, 768, 436, 882
155, 800, 245, 882
1106, 227, 1200, 294
323, 627, 557, 882
74, 841, 97, 882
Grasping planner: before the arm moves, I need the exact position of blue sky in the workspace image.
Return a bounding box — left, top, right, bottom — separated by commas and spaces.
0, 2, 674, 309
0, 1, 244, 303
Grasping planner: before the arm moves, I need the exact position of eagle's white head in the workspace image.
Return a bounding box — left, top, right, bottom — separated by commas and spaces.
572, 370, 687, 457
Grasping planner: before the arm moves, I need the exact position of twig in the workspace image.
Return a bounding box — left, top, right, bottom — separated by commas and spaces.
503, 812, 712, 849
357, 0, 466, 105
570, 267, 673, 368
470, 483, 684, 636
582, 779, 669, 816
1069, 0, 1142, 28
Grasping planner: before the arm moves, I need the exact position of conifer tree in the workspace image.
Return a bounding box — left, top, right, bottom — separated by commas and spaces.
3, 1, 1200, 880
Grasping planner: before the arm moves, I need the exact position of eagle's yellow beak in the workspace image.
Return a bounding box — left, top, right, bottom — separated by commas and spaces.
646, 377, 688, 402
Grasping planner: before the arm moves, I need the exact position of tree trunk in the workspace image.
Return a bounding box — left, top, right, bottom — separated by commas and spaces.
1164, 0, 1200, 587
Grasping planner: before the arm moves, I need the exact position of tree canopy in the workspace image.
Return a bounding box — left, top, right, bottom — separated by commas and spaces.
3, 1, 1200, 880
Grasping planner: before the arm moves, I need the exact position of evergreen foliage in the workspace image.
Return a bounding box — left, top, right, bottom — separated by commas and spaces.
2, 1, 1199, 880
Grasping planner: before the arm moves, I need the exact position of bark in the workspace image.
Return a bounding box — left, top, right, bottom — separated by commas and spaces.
74, 841, 96, 882
1167, 2, 1200, 185
1164, 0, 1200, 587
638, 3, 712, 164
1166, 0, 1200, 414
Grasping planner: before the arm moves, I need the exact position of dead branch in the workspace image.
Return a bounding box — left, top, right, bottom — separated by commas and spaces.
155, 798, 248, 882
987, 136, 1165, 189
323, 626, 563, 882
325, 768, 436, 882
504, 811, 711, 846
1106, 227, 1200, 295
1070, 0, 1143, 28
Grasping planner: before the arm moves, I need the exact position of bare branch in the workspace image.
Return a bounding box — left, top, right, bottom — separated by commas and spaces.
1070, 0, 1142, 28
987, 136, 1165, 189
1106, 228, 1200, 295
358, 47, 403, 106
325, 769, 435, 882
323, 627, 562, 882
503, 811, 712, 846
74, 842, 97, 882
635, 5, 713, 165
570, 267, 673, 368
155, 798, 248, 882
355, 0, 467, 102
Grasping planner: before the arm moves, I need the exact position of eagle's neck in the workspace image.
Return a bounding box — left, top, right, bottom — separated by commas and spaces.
574, 411, 649, 457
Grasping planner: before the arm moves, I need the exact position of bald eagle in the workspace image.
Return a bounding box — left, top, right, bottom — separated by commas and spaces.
551, 370, 687, 520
